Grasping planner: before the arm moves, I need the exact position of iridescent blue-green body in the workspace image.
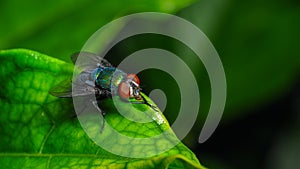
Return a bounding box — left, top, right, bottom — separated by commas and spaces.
91, 67, 127, 91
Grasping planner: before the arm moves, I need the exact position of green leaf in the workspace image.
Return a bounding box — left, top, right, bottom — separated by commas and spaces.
0, 49, 205, 169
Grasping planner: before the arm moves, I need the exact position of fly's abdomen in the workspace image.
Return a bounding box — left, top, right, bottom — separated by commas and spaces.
93, 67, 126, 90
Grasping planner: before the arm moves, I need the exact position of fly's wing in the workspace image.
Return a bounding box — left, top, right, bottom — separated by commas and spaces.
71, 51, 112, 70
49, 78, 97, 98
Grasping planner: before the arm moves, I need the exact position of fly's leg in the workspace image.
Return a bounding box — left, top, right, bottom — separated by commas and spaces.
131, 101, 159, 112
129, 94, 159, 112
92, 100, 106, 133
91, 88, 111, 133
73, 97, 107, 133
71, 98, 90, 118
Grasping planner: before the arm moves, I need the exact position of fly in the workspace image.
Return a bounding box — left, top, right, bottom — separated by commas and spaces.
49, 52, 157, 131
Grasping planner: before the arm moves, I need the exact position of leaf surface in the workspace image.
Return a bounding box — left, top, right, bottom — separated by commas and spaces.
0, 49, 205, 169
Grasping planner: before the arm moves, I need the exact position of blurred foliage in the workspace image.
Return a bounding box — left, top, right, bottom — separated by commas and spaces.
0, 0, 196, 61
177, 0, 300, 168
1, 0, 300, 168
179, 0, 300, 118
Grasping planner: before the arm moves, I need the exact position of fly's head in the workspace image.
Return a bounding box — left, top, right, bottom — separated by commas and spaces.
118, 74, 142, 101
117, 73, 159, 112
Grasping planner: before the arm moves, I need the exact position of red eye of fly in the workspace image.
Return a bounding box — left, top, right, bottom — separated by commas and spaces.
127, 74, 140, 85
118, 82, 130, 99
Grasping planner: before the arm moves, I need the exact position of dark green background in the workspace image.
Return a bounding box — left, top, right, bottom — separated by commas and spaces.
1, 0, 299, 168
